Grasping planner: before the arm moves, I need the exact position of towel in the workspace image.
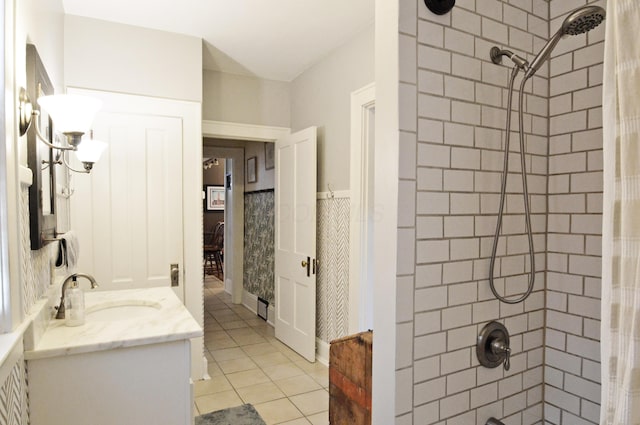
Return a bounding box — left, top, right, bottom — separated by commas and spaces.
55, 231, 79, 271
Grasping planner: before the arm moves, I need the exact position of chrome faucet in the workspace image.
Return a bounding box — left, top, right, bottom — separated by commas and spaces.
55, 273, 99, 319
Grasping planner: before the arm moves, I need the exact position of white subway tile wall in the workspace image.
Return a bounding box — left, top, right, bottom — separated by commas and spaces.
545, 0, 604, 424
397, 0, 604, 423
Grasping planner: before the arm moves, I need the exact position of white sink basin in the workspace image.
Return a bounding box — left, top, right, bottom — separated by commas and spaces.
86, 300, 162, 321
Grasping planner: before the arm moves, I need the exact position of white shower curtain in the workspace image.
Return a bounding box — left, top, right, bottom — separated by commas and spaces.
601, 1, 640, 424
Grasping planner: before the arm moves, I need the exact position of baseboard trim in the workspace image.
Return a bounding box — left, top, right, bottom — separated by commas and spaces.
316, 338, 329, 366
242, 290, 275, 327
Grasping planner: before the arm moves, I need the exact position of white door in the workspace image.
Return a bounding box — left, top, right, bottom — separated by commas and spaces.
275, 127, 317, 362
71, 110, 184, 300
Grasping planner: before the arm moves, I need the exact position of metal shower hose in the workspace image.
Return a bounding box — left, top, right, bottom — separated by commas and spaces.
488, 65, 536, 304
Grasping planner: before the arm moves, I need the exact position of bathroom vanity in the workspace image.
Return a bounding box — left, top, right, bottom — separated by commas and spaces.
24, 287, 202, 425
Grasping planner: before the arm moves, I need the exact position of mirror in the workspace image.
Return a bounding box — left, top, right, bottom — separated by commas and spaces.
26, 43, 57, 250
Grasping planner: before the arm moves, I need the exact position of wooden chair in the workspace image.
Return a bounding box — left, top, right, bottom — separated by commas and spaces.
204, 222, 224, 278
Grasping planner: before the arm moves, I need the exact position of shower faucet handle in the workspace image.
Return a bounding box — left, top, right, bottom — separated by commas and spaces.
477, 321, 511, 371
491, 339, 511, 371
503, 345, 511, 371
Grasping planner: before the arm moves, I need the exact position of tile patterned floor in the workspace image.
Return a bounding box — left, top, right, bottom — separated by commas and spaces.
194, 276, 329, 425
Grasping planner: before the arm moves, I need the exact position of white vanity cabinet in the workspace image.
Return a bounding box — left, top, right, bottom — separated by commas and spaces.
25, 287, 201, 425
28, 340, 193, 425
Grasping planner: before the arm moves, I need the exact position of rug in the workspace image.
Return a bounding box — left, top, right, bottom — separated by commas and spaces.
195, 404, 266, 425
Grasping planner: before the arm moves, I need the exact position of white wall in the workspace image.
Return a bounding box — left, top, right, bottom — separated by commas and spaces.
290, 25, 374, 191
202, 70, 290, 128
64, 15, 202, 102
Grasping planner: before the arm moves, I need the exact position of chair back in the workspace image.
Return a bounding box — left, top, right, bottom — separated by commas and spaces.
212, 222, 224, 250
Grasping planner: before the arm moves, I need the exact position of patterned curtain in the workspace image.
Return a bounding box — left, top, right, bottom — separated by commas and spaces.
601, 1, 640, 423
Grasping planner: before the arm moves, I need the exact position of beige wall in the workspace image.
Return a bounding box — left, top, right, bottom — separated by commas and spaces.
64, 15, 202, 102
202, 70, 290, 127
290, 25, 374, 191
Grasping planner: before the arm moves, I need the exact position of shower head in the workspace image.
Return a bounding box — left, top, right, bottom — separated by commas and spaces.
524, 5, 605, 79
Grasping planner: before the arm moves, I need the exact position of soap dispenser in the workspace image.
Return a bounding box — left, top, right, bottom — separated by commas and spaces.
64, 276, 85, 326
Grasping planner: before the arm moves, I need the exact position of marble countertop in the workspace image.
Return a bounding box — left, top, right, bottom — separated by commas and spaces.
24, 287, 202, 361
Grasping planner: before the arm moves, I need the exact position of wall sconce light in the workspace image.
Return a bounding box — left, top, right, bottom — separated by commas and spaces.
18, 87, 105, 173
203, 158, 219, 169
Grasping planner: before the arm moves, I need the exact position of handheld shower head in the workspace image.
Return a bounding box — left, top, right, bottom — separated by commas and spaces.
524, 5, 605, 79
563, 5, 606, 36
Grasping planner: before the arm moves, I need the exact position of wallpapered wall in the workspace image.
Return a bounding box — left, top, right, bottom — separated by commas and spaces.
242, 190, 351, 345
21, 186, 54, 315
0, 360, 28, 425
316, 196, 350, 343
243, 190, 275, 304
2, 182, 55, 423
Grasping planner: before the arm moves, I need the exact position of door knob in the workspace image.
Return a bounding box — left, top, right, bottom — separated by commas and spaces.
170, 263, 179, 287
301, 256, 311, 276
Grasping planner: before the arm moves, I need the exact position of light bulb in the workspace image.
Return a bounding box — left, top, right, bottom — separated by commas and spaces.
37, 95, 102, 135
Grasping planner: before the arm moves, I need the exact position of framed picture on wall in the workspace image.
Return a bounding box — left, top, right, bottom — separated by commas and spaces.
205, 186, 225, 211
247, 156, 257, 183
265, 143, 275, 170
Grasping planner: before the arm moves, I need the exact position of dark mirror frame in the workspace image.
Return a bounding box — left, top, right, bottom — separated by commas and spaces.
26, 43, 57, 250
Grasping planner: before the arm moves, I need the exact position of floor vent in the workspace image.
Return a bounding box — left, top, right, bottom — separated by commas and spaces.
257, 297, 269, 321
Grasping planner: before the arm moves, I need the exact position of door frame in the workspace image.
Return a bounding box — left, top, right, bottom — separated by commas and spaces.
349, 83, 375, 334
201, 145, 244, 302
201, 120, 289, 306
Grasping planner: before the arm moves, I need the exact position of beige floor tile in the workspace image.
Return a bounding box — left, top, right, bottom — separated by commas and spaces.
281, 348, 308, 363
268, 339, 291, 352
212, 308, 238, 317
218, 357, 258, 374
235, 381, 286, 405
211, 347, 247, 362
235, 309, 259, 319
206, 337, 238, 351
205, 330, 232, 341
245, 317, 269, 327
274, 374, 322, 397
253, 398, 304, 425
207, 361, 223, 377
232, 333, 269, 346
307, 369, 329, 388
252, 323, 275, 334
195, 389, 243, 414
262, 363, 306, 381
289, 389, 329, 416
306, 410, 328, 425
294, 360, 328, 375
203, 276, 328, 423
204, 351, 214, 362
242, 342, 280, 357
252, 351, 291, 368
227, 327, 261, 338
221, 320, 250, 330
203, 322, 223, 332
279, 418, 311, 425
214, 315, 243, 324
226, 368, 271, 389
193, 375, 233, 397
